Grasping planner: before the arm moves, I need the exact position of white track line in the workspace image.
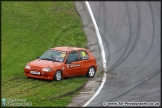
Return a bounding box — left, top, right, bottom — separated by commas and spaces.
85, 1, 107, 71
83, 72, 107, 107
83, 1, 107, 107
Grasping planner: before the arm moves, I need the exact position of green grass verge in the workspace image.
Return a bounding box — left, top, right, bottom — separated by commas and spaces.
2, 1, 88, 107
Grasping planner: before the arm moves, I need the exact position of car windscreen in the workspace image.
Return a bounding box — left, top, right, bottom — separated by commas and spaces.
39, 50, 67, 62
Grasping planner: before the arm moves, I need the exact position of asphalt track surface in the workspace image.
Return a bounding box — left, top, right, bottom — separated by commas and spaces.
86, 1, 161, 106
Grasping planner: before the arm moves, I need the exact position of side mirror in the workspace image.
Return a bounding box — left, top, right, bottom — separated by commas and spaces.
66, 61, 71, 64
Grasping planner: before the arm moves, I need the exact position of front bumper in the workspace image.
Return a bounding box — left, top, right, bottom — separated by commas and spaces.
24, 70, 54, 80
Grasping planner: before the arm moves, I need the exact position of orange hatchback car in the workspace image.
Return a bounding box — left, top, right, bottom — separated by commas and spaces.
24, 47, 97, 81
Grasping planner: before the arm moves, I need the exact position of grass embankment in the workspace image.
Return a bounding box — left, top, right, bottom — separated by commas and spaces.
2, 1, 88, 107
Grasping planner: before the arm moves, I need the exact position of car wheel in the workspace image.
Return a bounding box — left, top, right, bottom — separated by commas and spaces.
86, 67, 96, 78
54, 71, 62, 81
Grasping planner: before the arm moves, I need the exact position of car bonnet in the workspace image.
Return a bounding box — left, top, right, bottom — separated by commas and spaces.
27, 59, 61, 68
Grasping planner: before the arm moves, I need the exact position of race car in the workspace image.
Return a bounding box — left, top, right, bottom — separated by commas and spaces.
24, 46, 97, 81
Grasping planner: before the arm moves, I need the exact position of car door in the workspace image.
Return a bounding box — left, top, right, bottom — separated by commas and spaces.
64, 51, 83, 76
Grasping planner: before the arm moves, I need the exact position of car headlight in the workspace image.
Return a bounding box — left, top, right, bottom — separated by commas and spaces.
25, 65, 31, 69
42, 68, 52, 72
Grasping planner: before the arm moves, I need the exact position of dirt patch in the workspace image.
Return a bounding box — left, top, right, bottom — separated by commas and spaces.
47, 81, 87, 101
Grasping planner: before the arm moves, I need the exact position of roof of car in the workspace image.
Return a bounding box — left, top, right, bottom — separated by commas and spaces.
51, 46, 88, 52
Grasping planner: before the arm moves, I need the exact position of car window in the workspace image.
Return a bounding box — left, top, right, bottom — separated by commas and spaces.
39, 50, 67, 62
79, 50, 89, 60
66, 51, 79, 63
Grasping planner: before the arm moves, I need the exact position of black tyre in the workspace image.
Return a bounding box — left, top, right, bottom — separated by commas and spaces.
54, 70, 62, 81
86, 67, 96, 78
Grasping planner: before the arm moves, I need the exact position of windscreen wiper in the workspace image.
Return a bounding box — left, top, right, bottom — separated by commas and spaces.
41, 58, 54, 61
